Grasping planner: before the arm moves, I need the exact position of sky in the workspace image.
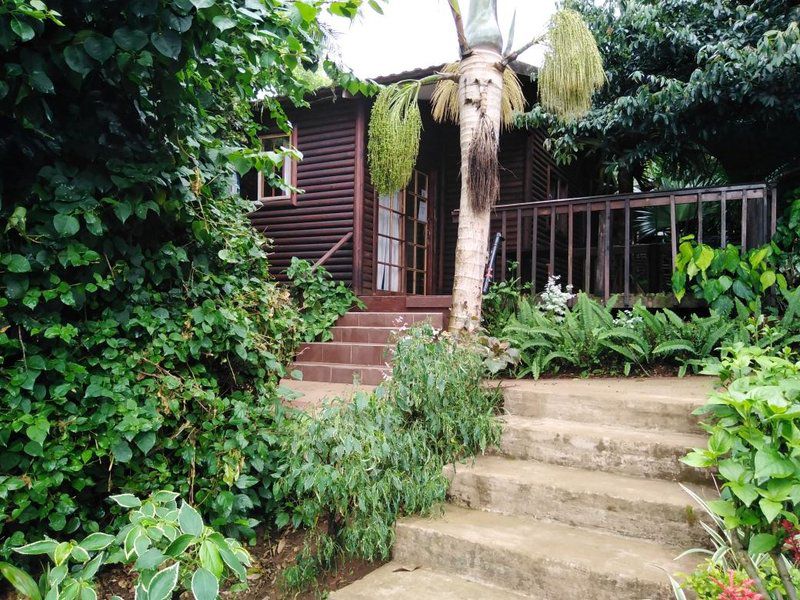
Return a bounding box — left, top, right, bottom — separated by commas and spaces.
324, 0, 559, 79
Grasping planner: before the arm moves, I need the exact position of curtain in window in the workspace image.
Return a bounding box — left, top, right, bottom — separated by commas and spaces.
377, 192, 401, 291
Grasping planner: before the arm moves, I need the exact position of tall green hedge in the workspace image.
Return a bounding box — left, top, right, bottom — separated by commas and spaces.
0, 0, 369, 556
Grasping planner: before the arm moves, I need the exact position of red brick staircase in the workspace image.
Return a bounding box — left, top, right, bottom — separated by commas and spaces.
293, 309, 445, 385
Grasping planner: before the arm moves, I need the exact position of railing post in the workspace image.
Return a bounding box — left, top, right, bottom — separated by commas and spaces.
721, 190, 727, 246
624, 197, 630, 306
549, 207, 556, 277
741, 193, 748, 250
567, 203, 574, 288
697, 193, 703, 244
515, 208, 522, 284
501, 211, 507, 282
670, 193, 677, 272
603, 200, 611, 302
530, 207, 538, 292
584, 202, 591, 293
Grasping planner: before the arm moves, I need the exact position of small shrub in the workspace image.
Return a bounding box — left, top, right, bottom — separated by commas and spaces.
286, 257, 363, 342
681, 345, 800, 597
273, 324, 501, 587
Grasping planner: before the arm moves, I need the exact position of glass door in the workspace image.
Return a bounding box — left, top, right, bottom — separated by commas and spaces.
376, 170, 431, 294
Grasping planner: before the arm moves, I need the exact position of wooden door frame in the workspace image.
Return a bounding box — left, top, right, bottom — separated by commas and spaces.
372, 168, 437, 296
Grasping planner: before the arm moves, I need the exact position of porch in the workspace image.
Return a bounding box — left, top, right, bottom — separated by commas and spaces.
458, 182, 777, 306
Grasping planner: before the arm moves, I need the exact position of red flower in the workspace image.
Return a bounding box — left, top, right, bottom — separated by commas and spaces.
709, 570, 763, 600
782, 520, 800, 565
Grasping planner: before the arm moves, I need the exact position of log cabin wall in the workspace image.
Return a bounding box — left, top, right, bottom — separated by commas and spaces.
245, 98, 360, 284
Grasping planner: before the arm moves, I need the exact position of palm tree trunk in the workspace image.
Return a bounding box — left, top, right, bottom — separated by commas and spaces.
448, 48, 504, 331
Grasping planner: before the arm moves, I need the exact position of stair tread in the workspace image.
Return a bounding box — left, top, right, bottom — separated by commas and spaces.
331, 563, 531, 599
398, 505, 695, 584
500, 377, 713, 403
503, 414, 708, 446
450, 455, 714, 506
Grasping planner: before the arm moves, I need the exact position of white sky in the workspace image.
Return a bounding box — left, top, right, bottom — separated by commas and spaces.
325, 0, 558, 78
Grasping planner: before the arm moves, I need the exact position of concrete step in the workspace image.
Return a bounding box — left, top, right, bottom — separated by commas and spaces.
447, 455, 713, 547
498, 415, 709, 483
331, 326, 397, 344
501, 377, 713, 434
330, 563, 532, 599
336, 311, 443, 329
292, 361, 388, 385
393, 505, 695, 600
297, 342, 391, 366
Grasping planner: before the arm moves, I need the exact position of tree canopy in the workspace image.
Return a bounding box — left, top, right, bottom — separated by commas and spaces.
520, 0, 800, 190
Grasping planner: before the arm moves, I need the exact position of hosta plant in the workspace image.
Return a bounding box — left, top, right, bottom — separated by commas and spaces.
0, 492, 250, 600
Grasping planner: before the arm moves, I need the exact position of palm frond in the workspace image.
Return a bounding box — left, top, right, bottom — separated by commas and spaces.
431, 63, 460, 124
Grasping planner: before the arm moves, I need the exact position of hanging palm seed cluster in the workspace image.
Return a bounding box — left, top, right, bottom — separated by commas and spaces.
539, 9, 606, 122
367, 84, 423, 194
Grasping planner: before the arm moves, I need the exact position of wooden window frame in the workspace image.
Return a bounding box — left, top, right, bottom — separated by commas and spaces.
256, 129, 298, 204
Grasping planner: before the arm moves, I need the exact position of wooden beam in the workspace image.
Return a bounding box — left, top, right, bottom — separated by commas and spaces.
352, 100, 366, 294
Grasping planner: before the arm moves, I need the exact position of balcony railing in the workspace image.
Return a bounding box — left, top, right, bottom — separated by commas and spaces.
457, 183, 778, 307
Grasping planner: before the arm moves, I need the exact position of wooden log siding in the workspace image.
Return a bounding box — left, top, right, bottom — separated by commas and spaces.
455, 183, 776, 306
248, 101, 359, 282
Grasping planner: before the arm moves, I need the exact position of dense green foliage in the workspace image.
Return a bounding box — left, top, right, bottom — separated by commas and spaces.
273, 324, 501, 587
286, 257, 362, 342
0, 491, 251, 600
674, 345, 800, 599
684, 347, 800, 556
521, 0, 800, 187
672, 239, 785, 316
494, 289, 800, 379
0, 0, 370, 558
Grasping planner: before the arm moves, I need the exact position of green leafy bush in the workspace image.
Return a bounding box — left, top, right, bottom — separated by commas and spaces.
286, 257, 363, 342
272, 324, 501, 587
672, 238, 785, 316
0, 0, 372, 558
0, 491, 249, 600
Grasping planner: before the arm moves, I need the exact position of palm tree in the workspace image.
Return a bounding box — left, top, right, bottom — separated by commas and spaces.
367, 0, 605, 331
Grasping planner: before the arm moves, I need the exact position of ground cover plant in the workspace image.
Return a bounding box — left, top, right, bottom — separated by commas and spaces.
272, 323, 502, 589
491, 277, 800, 379
0, 0, 375, 570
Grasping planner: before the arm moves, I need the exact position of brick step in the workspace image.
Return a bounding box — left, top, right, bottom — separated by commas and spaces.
498, 415, 709, 483
501, 377, 713, 434
393, 505, 694, 600
331, 326, 397, 344
447, 455, 712, 547
331, 563, 531, 599
297, 342, 391, 366
293, 361, 388, 385
335, 311, 443, 328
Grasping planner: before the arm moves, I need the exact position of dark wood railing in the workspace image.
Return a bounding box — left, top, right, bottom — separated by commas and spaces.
312, 231, 353, 271
457, 183, 778, 307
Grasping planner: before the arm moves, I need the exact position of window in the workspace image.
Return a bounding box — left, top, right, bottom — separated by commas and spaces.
256, 130, 298, 202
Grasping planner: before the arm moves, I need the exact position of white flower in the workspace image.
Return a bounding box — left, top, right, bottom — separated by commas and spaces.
538, 275, 575, 322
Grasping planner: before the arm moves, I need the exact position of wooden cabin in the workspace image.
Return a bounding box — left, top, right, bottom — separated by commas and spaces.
242, 66, 777, 308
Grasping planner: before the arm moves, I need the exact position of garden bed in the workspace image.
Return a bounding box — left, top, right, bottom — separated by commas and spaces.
91, 528, 380, 600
